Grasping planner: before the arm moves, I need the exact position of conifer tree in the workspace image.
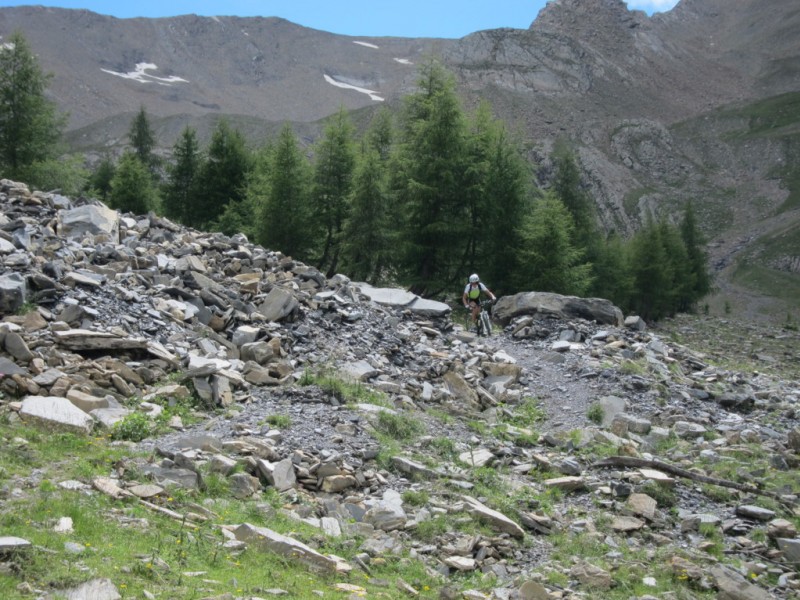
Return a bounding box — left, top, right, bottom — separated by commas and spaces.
257, 124, 314, 259
552, 145, 596, 248
312, 108, 356, 276
89, 156, 116, 202
128, 106, 159, 177
515, 193, 593, 296
366, 107, 394, 162
0, 30, 65, 181
680, 201, 712, 308
464, 103, 532, 294
628, 220, 673, 320
193, 120, 251, 230
659, 219, 692, 314
395, 60, 469, 296
162, 126, 201, 224
109, 152, 156, 215
591, 231, 634, 308
220, 144, 270, 241
341, 147, 389, 283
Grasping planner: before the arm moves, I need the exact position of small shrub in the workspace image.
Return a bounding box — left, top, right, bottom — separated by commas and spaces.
427, 436, 457, 460
619, 359, 646, 376
415, 516, 448, 542
263, 414, 291, 429
111, 412, 152, 442
472, 466, 501, 489
298, 368, 315, 386
375, 411, 424, 441
16, 302, 37, 316
466, 420, 489, 435
639, 481, 677, 507
402, 490, 429, 506
586, 402, 604, 424
202, 472, 231, 498
505, 397, 546, 427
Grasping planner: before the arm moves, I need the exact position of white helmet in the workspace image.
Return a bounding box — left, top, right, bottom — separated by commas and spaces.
469, 274, 479, 283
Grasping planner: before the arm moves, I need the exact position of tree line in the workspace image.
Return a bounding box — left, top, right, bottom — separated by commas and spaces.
0, 31, 710, 321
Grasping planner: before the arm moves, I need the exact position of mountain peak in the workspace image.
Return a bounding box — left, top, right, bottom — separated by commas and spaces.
531, 0, 647, 34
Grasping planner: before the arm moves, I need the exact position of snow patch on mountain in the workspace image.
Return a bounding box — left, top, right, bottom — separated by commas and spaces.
323, 74, 384, 101
101, 63, 188, 86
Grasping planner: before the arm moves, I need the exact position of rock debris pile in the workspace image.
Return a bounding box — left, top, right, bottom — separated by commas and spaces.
0, 178, 799, 599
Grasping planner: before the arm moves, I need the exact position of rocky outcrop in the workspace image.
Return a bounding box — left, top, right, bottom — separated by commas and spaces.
493, 291, 624, 326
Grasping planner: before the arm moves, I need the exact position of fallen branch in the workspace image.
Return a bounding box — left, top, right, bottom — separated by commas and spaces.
588, 456, 793, 510
138, 499, 199, 529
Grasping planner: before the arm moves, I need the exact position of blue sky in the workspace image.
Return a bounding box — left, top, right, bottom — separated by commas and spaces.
0, 1, 680, 38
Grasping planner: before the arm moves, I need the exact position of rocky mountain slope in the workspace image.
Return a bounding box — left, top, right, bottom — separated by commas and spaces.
0, 0, 798, 321
0, 179, 799, 598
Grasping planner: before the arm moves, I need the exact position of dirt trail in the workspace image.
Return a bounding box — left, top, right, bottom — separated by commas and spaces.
498, 336, 625, 432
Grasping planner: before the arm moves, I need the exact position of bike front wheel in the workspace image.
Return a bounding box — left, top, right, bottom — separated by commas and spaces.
479, 310, 492, 336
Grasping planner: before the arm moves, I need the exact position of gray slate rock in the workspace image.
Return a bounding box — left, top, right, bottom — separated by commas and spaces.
494, 291, 624, 326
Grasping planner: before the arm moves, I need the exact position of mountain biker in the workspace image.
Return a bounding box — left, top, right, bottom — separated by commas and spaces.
462, 274, 496, 331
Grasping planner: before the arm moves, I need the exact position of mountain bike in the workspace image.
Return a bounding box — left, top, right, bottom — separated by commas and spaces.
467, 298, 494, 337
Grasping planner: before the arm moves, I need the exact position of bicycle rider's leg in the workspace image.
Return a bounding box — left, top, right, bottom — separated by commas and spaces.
470, 301, 479, 323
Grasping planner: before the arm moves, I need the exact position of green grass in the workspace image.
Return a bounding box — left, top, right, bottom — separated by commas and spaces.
544, 531, 717, 599
0, 419, 448, 600
733, 263, 800, 308
424, 436, 458, 461
617, 358, 647, 376
374, 410, 425, 441
262, 414, 292, 428
401, 489, 430, 507
503, 397, 546, 428
299, 367, 391, 407
413, 515, 449, 542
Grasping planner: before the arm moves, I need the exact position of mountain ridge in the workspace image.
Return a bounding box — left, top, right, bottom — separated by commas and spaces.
0, 1, 799, 322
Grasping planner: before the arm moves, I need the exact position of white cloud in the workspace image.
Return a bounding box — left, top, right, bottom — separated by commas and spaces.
353, 41, 379, 49
626, 0, 679, 13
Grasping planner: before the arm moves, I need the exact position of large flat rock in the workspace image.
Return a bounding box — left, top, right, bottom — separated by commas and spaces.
20, 396, 94, 434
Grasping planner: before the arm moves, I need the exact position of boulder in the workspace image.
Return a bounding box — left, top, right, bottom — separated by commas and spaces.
494, 292, 624, 326
57, 204, 119, 241
0, 272, 27, 314
20, 396, 95, 434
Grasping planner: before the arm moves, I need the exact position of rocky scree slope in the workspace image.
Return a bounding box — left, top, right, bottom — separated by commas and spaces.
0, 178, 799, 598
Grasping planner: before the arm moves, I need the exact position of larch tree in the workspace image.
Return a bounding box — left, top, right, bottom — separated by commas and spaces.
680, 201, 712, 308
257, 124, 314, 260
0, 30, 65, 182
312, 108, 356, 276
128, 106, 159, 178
341, 146, 389, 283
464, 102, 532, 294
395, 60, 470, 296
193, 119, 251, 230
162, 126, 201, 224
515, 193, 593, 296
109, 152, 156, 215
88, 155, 116, 202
